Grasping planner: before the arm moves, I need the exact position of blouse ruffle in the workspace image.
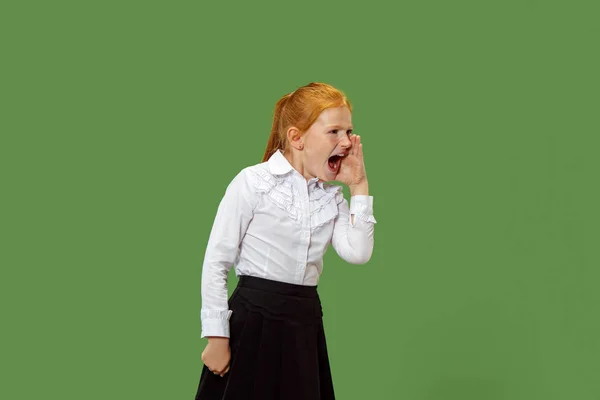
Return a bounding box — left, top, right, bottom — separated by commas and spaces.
249, 167, 343, 230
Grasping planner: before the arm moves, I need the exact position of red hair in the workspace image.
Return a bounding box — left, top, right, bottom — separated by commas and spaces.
262, 82, 352, 162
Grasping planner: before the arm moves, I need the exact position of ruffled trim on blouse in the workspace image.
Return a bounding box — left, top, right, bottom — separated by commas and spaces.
250, 168, 302, 221
249, 167, 342, 229
310, 185, 342, 230
353, 213, 377, 224
201, 309, 233, 320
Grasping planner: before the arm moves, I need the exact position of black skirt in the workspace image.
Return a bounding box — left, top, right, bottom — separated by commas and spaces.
195, 275, 335, 400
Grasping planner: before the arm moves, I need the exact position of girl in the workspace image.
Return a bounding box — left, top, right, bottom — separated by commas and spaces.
195, 82, 377, 400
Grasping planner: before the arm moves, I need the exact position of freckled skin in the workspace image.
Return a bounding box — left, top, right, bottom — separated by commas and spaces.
285, 106, 354, 182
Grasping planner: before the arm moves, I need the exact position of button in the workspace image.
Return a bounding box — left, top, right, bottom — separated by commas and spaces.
304, 231, 310, 238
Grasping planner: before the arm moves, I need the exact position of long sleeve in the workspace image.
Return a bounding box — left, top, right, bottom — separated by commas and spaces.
331, 193, 376, 264
200, 168, 257, 338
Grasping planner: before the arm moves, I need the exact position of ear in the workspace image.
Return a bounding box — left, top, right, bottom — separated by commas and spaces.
286, 127, 303, 150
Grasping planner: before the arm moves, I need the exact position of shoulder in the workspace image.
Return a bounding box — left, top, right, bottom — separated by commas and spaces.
227, 161, 268, 184
219, 164, 269, 208
241, 161, 279, 191
244, 160, 270, 177
224, 161, 281, 196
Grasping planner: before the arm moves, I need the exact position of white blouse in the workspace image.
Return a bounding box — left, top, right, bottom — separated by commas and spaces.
200, 150, 377, 338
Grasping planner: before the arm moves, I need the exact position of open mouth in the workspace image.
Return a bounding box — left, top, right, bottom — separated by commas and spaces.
327, 154, 344, 174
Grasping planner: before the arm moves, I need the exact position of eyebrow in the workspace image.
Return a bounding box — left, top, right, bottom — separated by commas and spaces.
326, 124, 353, 130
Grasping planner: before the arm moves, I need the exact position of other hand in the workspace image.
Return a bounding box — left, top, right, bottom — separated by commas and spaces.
201, 337, 231, 377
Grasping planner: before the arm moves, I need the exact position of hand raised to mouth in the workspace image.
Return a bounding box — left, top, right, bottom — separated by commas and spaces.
335, 134, 368, 192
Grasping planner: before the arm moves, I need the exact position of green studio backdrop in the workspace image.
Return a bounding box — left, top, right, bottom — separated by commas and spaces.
1, 1, 599, 399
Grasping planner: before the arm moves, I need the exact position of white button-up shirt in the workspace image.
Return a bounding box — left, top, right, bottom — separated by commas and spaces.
200, 150, 377, 337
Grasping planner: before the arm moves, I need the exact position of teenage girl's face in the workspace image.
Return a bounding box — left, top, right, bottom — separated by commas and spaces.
301, 106, 353, 182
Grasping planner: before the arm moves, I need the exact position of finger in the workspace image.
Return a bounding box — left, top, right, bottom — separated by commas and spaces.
358, 143, 363, 158
354, 136, 361, 156
214, 360, 229, 375
219, 363, 230, 377
220, 365, 230, 377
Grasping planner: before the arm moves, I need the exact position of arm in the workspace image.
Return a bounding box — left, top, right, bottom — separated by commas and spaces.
331, 134, 376, 263
331, 186, 377, 265
200, 168, 256, 338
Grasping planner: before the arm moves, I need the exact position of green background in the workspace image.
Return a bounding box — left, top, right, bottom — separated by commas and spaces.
2, 0, 599, 399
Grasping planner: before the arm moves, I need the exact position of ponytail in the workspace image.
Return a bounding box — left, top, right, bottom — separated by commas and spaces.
262, 94, 291, 162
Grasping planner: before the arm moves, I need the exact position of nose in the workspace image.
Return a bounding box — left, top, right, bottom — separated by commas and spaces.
340, 134, 352, 149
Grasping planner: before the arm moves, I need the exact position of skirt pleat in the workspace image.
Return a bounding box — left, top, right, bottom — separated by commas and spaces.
252, 317, 284, 399
280, 318, 321, 399
195, 275, 335, 400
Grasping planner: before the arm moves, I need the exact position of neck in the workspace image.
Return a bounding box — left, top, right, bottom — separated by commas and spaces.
283, 150, 311, 181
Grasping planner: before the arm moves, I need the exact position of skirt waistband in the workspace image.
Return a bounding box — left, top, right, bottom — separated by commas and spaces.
238, 275, 318, 299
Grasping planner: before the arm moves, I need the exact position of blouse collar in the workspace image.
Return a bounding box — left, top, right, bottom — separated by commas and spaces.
268, 150, 325, 190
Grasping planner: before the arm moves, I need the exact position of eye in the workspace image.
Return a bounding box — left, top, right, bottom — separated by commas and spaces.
329, 128, 353, 135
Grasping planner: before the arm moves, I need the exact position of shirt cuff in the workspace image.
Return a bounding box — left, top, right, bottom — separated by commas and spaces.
350, 195, 377, 224
200, 309, 233, 338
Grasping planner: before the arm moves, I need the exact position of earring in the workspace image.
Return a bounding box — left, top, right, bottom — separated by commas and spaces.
299, 145, 303, 149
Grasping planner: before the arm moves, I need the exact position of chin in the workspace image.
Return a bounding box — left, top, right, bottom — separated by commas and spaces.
321, 169, 337, 182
